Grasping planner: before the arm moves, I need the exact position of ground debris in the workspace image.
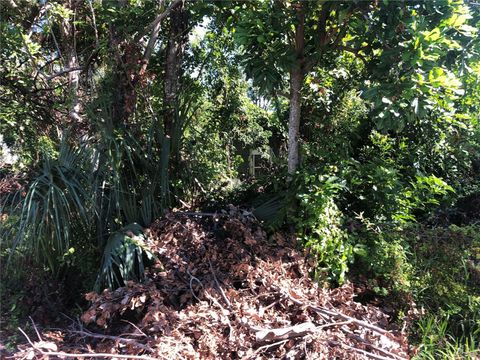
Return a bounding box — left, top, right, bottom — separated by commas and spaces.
12, 207, 410, 359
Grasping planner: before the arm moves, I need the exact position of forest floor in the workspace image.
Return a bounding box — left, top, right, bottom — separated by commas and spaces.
3, 207, 415, 359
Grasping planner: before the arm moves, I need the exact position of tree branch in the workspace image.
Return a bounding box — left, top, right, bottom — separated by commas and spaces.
139, 0, 184, 75
45, 66, 84, 81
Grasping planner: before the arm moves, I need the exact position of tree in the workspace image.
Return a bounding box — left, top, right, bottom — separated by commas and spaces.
230, 0, 479, 176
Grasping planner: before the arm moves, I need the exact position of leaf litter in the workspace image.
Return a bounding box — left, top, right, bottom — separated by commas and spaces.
12, 206, 410, 359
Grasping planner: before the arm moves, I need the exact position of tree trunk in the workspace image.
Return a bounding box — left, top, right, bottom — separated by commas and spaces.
60, 0, 82, 124
161, 2, 188, 204
163, 3, 187, 139
287, 3, 305, 175
287, 67, 303, 175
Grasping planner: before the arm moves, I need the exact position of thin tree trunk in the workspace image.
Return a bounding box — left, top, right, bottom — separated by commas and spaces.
287, 67, 303, 175
60, 0, 82, 124
161, 2, 188, 204
163, 3, 187, 139
287, 3, 305, 175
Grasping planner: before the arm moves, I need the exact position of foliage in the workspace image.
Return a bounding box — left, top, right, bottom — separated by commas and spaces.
293, 171, 353, 284
95, 223, 154, 291
2, 141, 94, 273
415, 315, 479, 360
350, 223, 480, 357
0, 0, 480, 354
408, 225, 480, 338
350, 220, 413, 296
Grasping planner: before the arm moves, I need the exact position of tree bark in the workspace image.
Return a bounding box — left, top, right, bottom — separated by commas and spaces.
287, 3, 305, 175
287, 67, 303, 175
160, 2, 188, 205
163, 2, 188, 139
60, 0, 82, 124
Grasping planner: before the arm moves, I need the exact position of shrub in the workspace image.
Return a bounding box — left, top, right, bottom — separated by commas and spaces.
293, 171, 353, 284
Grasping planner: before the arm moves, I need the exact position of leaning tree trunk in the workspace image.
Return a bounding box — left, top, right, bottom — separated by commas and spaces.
287, 3, 305, 176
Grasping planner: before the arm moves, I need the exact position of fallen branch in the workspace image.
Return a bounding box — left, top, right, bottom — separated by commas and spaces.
253, 320, 351, 343
68, 329, 153, 352
18, 327, 163, 360
329, 340, 399, 360
343, 329, 405, 360
255, 322, 317, 343
244, 339, 289, 359
209, 260, 232, 308
283, 290, 392, 337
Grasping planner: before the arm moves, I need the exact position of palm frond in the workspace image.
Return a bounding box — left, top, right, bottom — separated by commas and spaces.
5, 142, 94, 271
94, 223, 153, 291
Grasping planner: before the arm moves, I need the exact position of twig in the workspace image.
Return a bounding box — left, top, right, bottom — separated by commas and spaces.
24, 350, 161, 360
120, 319, 148, 337
283, 290, 392, 337
328, 340, 398, 360
244, 339, 289, 359
173, 211, 218, 217
68, 329, 153, 352
309, 305, 392, 337
209, 260, 232, 308
343, 329, 406, 360
17, 327, 36, 349
28, 316, 43, 341
187, 269, 204, 302
19, 326, 161, 359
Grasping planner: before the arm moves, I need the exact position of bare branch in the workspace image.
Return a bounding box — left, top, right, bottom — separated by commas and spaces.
45, 66, 84, 81
140, 0, 184, 75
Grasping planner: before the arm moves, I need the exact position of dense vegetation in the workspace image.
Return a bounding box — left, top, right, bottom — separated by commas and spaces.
1, 0, 479, 358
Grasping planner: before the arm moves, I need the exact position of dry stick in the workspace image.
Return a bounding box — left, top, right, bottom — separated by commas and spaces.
68, 329, 153, 353
280, 291, 407, 360
283, 291, 391, 337
209, 260, 232, 308
120, 319, 148, 337
187, 269, 204, 303
245, 339, 289, 359
343, 330, 406, 360
328, 340, 398, 360
18, 327, 163, 360
28, 316, 43, 341
310, 305, 392, 337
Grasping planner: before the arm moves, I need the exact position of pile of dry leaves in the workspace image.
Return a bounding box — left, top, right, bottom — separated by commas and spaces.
13, 207, 411, 359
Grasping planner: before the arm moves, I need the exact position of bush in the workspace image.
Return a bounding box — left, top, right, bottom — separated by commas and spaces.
293, 171, 354, 284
